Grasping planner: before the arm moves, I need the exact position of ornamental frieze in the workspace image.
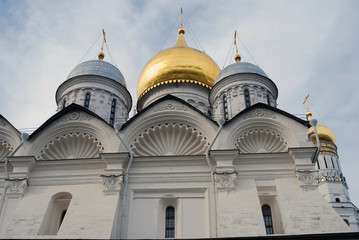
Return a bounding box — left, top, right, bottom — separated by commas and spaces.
58, 111, 91, 122
154, 103, 187, 112
296, 170, 319, 186
244, 109, 276, 119
215, 172, 238, 191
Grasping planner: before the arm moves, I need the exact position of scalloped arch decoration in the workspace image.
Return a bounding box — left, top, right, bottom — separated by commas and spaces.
37, 133, 104, 160
235, 129, 287, 153
0, 139, 13, 161
131, 123, 209, 156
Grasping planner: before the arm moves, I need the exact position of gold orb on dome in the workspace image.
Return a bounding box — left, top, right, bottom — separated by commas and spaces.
309, 125, 336, 144
136, 29, 220, 99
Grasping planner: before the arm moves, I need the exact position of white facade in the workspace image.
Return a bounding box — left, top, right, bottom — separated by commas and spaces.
0, 25, 358, 239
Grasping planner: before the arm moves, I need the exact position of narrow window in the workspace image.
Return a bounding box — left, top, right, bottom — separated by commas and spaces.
62, 100, 66, 109
109, 99, 117, 125
344, 219, 350, 226
324, 157, 328, 168
267, 95, 270, 105
244, 89, 251, 108
84, 93, 91, 109
38, 192, 72, 235
165, 206, 175, 238
331, 157, 335, 169
222, 96, 228, 120
316, 159, 320, 169
262, 205, 274, 234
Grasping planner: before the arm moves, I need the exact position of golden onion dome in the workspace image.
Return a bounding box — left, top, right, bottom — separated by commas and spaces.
309, 125, 336, 144
137, 28, 221, 99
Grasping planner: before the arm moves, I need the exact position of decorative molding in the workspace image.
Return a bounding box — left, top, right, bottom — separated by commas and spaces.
154, 103, 187, 112
0, 139, 13, 161
235, 129, 287, 153
131, 123, 209, 156
37, 132, 104, 160
215, 172, 238, 191
58, 111, 91, 122
101, 175, 123, 192
244, 109, 276, 119
318, 169, 347, 186
6, 179, 28, 195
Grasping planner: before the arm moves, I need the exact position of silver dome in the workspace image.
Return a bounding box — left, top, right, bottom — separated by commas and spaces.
215, 62, 268, 84
67, 60, 126, 86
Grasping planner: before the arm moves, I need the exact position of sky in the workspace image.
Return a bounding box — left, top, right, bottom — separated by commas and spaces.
0, 0, 358, 206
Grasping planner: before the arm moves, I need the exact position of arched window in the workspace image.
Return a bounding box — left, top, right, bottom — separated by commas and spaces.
262, 205, 274, 234
84, 93, 91, 109
267, 95, 270, 105
244, 89, 251, 108
222, 96, 228, 120
335, 198, 341, 202
344, 219, 350, 226
165, 206, 175, 238
62, 100, 66, 110
109, 99, 117, 125
38, 192, 72, 235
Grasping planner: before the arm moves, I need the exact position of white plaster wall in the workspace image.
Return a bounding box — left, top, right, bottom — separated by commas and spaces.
217, 180, 266, 237
2, 184, 118, 239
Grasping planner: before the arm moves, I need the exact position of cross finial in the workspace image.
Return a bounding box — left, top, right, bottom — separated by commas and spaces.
98, 29, 106, 61
234, 30, 241, 63
181, 7, 183, 28
178, 8, 185, 35
303, 94, 312, 120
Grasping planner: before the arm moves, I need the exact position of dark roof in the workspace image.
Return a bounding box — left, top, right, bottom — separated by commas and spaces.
29, 104, 111, 139
122, 94, 218, 129
225, 102, 310, 127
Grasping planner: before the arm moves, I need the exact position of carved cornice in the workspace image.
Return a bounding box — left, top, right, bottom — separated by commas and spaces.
0, 139, 13, 161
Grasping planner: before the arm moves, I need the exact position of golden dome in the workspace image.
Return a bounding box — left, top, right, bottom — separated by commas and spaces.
137, 29, 221, 99
309, 125, 336, 144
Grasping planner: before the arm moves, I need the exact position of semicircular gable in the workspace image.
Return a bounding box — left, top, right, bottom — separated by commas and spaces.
122, 98, 218, 152
0, 116, 21, 161
37, 132, 104, 160
28, 110, 119, 159
222, 108, 310, 150
131, 123, 209, 156
235, 129, 287, 153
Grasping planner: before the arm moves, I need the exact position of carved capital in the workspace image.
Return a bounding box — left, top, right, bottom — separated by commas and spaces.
215, 172, 238, 191
5, 178, 28, 196
296, 170, 319, 190
101, 175, 123, 194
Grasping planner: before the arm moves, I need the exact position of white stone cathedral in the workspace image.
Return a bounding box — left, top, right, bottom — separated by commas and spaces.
0, 24, 358, 239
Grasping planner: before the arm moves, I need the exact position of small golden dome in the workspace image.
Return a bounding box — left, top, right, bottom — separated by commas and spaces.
309, 125, 336, 144
136, 29, 220, 99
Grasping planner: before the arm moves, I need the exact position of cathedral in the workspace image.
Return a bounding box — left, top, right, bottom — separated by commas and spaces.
0, 19, 358, 239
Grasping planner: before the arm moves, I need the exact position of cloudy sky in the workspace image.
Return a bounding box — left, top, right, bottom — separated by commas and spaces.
0, 0, 358, 206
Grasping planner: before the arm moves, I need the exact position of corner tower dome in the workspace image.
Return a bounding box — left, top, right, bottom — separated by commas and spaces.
136, 26, 220, 112
67, 60, 127, 87
56, 59, 132, 125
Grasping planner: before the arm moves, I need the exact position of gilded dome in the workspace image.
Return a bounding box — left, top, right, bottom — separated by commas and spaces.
137, 29, 220, 99
309, 125, 336, 144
